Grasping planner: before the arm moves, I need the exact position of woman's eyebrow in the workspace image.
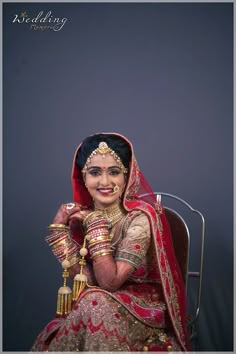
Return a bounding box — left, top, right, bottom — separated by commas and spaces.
107, 166, 121, 170
87, 165, 121, 170
87, 166, 100, 170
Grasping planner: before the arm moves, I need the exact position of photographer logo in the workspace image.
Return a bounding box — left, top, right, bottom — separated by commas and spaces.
12, 11, 68, 31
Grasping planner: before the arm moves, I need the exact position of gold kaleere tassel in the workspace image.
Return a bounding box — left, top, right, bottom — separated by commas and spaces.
56, 259, 72, 316
72, 239, 88, 301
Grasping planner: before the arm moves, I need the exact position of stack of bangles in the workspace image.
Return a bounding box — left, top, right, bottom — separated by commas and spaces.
46, 224, 80, 267
84, 214, 113, 260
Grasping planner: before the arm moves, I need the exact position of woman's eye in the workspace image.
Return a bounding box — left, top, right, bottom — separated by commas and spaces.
89, 170, 101, 176
109, 169, 120, 176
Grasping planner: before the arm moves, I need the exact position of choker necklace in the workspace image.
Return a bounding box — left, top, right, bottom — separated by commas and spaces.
94, 203, 126, 228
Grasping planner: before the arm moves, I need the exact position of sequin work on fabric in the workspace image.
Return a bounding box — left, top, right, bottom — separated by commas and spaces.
32, 290, 181, 351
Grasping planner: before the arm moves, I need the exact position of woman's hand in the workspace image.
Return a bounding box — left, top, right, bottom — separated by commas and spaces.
69, 262, 97, 286
53, 202, 90, 225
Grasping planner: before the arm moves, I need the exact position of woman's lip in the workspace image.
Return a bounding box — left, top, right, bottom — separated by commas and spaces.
97, 188, 113, 194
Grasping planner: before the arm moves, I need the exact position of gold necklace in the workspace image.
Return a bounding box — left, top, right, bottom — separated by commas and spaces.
94, 203, 126, 228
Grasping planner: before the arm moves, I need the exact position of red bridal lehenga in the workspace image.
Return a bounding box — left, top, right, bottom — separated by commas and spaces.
31, 133, 190, 352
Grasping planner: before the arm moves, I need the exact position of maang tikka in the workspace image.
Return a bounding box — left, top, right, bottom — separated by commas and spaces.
82, 142, 128, 174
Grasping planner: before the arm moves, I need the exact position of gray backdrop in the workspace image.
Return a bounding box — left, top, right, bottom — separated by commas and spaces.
3, 2, 233, 351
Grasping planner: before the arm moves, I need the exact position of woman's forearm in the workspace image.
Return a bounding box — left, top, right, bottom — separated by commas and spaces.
92, 256, 134, 292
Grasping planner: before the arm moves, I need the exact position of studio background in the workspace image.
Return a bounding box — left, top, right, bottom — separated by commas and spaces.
3, 2, 233, 351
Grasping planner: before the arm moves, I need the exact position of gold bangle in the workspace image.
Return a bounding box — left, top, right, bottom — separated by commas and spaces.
88, 237, 110, 245
92, 250, 113, 260
82, 212, 94, 227
47, 238, 64, 248
68, 256, 80, 267
48, 223, 69, 230
89, 242, 110, 250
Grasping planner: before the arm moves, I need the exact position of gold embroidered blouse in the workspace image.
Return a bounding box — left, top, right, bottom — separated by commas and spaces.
115, 211, 151, 269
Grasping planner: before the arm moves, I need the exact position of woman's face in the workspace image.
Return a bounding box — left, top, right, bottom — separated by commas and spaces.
84, 153, 126, 209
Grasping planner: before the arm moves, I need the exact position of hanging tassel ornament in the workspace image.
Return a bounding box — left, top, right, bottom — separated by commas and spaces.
72, 238, 88, 301
56, 258, 72, 316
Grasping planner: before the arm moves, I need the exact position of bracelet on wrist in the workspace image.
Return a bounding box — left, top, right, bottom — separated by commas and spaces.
48, 223, 69, 230
91, 250, 113, 260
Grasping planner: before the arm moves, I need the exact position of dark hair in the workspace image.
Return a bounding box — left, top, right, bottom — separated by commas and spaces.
76, 133, 131, 170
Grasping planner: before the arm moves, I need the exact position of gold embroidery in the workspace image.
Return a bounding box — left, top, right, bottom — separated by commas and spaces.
32, 289, 181, 351
115, 211, 151, 269
128, 204, 186, 346
125, 157, 140, 199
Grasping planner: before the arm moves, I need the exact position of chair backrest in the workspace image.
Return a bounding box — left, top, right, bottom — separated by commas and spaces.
164, 207, 189, 286
139, 192, 205, 336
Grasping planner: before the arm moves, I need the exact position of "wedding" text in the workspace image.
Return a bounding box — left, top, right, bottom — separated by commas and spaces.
12, 11, 67, 31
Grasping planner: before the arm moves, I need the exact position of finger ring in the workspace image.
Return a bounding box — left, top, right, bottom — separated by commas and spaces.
66, 203, 75, 210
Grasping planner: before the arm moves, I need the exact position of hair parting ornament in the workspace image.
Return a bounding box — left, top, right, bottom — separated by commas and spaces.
82, 142, 128, 174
